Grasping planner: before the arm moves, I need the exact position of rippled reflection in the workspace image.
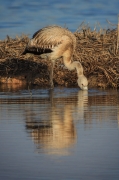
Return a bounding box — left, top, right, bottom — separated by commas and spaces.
0, 86, 119, 157
25, 90, 88, 155
0, 86, 119, 179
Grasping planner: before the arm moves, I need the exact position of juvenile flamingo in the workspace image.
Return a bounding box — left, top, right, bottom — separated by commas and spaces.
23, 25, 88, 90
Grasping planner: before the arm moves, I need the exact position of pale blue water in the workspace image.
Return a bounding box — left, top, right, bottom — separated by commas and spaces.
0, 86, 119, 180
0, 0, 119, 39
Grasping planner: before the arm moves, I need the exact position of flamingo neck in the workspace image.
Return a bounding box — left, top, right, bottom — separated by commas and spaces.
63, 56, 84, 77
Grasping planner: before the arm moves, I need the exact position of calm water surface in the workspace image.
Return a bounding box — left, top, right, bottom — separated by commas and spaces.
0, 85, 119, 180
0, 0, 119, 39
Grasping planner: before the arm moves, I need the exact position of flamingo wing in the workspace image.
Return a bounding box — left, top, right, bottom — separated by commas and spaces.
31, 25, 69, 49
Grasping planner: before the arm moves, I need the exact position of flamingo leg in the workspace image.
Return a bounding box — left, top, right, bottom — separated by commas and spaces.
40, 53, 55, 88
49, 61, 55, 89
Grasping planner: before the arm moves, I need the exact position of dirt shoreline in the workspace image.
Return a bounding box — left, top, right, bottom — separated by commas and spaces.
0, 27, 119, 89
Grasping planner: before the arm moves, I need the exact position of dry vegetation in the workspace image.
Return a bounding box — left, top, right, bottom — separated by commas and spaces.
0, 25, 119, 89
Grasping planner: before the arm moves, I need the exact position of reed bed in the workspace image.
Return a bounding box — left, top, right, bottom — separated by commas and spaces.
0, 25, 119, 89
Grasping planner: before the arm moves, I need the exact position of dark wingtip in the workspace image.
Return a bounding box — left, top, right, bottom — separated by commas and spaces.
21, 49, 27, 55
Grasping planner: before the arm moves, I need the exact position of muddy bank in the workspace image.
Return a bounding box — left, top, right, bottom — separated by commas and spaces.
0, 27, 119, 89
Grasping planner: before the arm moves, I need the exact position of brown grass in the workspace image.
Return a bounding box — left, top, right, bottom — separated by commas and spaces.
0, 26, 119, 89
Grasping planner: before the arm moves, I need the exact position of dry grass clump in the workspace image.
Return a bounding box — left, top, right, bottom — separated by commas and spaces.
0, 26, 119, 89
74, 25, 119, 88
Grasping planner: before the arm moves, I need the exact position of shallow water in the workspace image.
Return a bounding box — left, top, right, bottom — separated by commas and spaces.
0, 85, 119, 180
0, 0, 119, 39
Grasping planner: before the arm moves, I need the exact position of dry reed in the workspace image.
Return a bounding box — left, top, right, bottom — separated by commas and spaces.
0, 25, 119, 89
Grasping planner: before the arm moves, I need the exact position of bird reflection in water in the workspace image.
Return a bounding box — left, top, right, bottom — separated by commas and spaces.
25, 90, 88, 155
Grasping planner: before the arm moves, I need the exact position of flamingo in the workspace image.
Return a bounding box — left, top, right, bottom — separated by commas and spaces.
23, 25, 88, 90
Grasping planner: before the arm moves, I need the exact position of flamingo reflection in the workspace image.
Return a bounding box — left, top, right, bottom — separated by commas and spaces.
25, 90, 88, 155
